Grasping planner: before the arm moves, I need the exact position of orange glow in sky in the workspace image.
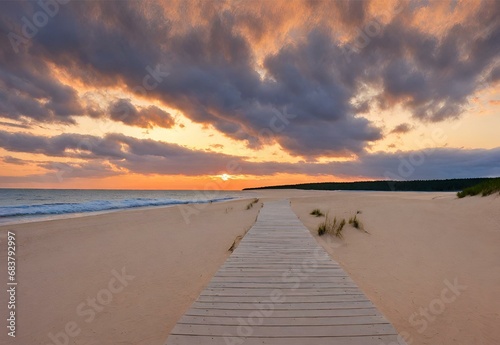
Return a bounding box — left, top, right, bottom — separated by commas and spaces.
1, 0, 499, 189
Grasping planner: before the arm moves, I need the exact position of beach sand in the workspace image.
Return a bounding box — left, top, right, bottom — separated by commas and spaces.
1, 191, 499, 345
290, 191, 500, 345
0, 198, 261, 345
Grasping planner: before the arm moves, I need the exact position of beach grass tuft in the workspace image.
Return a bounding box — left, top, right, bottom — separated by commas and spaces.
317, 213, 346, 238
349, 214, 361, 229
349, 213, 369, 233
310, 208, 324, 217
246, 198, 260, 210
228, 235, 243, 252
457, 178, 500, 198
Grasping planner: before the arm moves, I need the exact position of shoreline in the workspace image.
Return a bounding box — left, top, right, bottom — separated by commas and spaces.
0, 195, 253, 227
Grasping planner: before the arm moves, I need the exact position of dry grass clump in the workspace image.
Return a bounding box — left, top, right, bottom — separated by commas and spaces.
348, 214, 361, 229
246, 198, 260, 210
310, 208, 324, 217
349, 213, 369, 233
317, 213, 346, 238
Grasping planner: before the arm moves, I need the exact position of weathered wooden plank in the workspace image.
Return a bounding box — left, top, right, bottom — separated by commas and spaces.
211, 276, 350, 283
226, 259, 334, 263
207, 282, 358, 289
200, 289, 365, 298
228, 258, 333, 262
184, 307, 381, 318
200, 288, 365, 297
171, 323, 397, 337
191, 301, 375, 310
167, 335, 403, 345
216, 267, 345, 272
197, 294, 367, 303
177, 315, 390, 326
215, 270, 346, 276
219, 264, 342, 269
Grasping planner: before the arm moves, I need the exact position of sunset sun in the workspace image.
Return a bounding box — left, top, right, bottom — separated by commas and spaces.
220, 173, 231, 181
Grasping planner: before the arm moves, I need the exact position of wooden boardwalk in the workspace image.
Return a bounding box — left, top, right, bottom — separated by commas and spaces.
165, 200, 404, 345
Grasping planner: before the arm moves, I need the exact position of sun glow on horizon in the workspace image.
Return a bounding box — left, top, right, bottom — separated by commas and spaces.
0, 0, 499, 189
220, 173, 231, 181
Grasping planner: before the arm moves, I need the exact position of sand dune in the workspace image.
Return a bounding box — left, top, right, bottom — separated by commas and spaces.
290, 191, 500, 345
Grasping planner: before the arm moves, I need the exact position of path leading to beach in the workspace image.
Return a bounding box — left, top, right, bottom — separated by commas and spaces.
165, 200, 404, 345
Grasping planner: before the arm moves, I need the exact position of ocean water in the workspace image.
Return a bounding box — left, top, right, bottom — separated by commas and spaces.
0, 189, 249, 225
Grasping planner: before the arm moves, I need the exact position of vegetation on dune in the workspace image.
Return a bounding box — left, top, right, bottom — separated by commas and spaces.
316, 209, 368, 237
317, 213, 346, 238
348, 214, 361, 229
243, 178, 497, 192
228, 235, 242, 252
457, 178, 500, 198
246, 198, 260, 210
310, 208, 324, 217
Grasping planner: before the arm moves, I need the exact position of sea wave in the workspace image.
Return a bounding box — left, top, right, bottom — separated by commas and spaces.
0, 197, 234, 218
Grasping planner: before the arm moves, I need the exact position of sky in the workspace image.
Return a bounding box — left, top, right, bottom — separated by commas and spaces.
0, 0, 499, 190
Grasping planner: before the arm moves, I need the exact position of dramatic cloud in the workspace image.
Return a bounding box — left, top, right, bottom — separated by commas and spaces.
2, 155, 25, 165
0, 120, 31, 129
0, 63, 84, 124
370, 12, 500, 122
0, 160, 120, 184
390, 123, 413, 134
3, 0, 497, 157
108, 99, 175, 129
0, 129, 241, 175
328, 148, 500, 180
1, 130, 499, 181
38, 160, 121, 179
0, 0, 499, 184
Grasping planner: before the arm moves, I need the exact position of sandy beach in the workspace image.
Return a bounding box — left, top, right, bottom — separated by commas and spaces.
0, 198, 261, 345
290, 191, 500, 345
1, 191, 499, 345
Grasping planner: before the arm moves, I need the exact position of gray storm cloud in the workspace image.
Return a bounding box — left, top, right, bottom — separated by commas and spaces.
1, 130, 499, 181
0, 0, 499, 178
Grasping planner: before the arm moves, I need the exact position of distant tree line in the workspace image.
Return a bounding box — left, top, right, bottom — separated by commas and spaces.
243, 178, 499, 192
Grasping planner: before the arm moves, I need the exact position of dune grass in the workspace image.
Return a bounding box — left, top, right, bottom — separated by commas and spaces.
348, 214, 362, 229
348, 213, 369, 233
246, 198, 260, 210
317, 213, 346, 238
310, 208, 324, 217
228, 235, 243, 252
457, 178, 500, 198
